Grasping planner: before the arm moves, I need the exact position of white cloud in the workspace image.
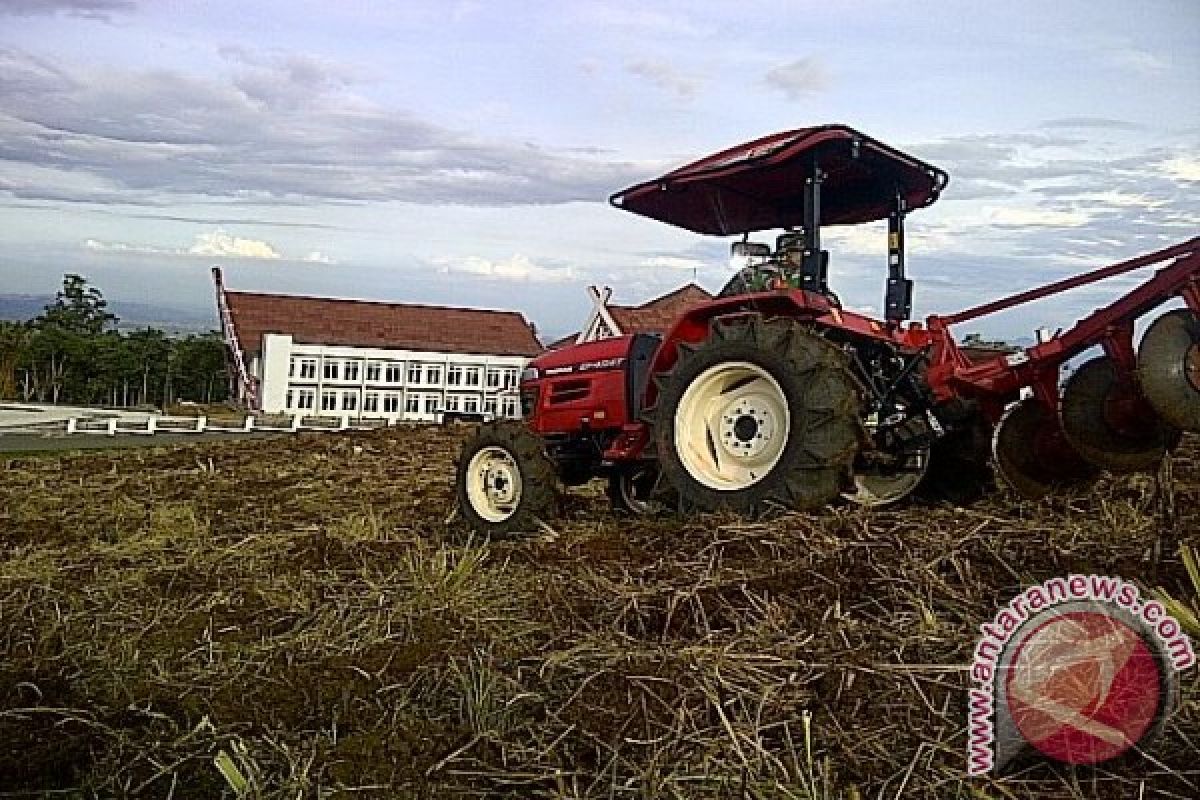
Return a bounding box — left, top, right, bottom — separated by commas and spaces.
640, 255, 707, 270
1161, 156, 1200, 182
82, 229, 329, 262
0, 0, 134, 18
84, 238, 159, 255
433, 253, 578, 283
763, 57, 830, 100
0, 48, 650, 207
822, 224, 883, 257
1108, 48, 1168, 75
625, 59, 699, 99
1074, 190, 1165, 210
986, 207, 1091, 228
302, 250, 335, 264
187, 229, 280, 259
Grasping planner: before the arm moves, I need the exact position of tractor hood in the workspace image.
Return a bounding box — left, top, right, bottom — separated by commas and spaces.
609, 124, 947, 235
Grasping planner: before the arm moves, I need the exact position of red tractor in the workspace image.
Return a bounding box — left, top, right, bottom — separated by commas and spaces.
456, 124, 1200, 534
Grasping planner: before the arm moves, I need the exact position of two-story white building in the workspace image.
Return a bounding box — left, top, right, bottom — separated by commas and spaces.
214, 269, 542, 421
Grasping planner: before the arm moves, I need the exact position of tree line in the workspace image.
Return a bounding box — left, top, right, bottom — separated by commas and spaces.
0, 275, 230, 408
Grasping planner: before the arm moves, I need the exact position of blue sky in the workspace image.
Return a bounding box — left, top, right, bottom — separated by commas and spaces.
0, 0, 1197, 341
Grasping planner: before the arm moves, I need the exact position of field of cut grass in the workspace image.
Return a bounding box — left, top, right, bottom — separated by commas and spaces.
1, 426, 1197, 798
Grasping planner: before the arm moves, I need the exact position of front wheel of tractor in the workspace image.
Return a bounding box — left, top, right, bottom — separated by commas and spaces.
455, 421, 560, 536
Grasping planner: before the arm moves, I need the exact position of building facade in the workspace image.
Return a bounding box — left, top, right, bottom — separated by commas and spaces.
214, 269, 542, 421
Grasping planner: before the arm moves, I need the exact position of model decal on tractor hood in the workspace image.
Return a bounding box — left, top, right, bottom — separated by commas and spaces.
541, 357, 627, 377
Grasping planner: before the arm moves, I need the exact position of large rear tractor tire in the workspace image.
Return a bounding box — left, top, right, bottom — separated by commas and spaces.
647, 317, 861, 514
455, 421, 559, 536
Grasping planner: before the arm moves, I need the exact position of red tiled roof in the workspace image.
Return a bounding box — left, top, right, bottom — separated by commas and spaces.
548, 283, 714, 348
224, 290, 543, 358
608, 283, 713, 335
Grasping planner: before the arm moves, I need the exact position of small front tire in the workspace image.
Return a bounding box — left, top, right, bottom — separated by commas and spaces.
456, 421, 559, 535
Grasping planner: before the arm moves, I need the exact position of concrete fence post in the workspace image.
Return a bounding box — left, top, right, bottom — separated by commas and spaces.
244, 416, 256, 431
196, 416, 207, 433
66, 417, 77, 434
106, 418, 117, 436
146, 417, 157, 435
291, 415, 302, 431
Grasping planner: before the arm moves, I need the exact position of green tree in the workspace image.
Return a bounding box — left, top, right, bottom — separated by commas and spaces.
171, 332, 229, 404
0, 321, 32, 400
37, 274, 119, 335
23, 275, 120, 404
122, 328, 171, 407
11, 275, 228, 408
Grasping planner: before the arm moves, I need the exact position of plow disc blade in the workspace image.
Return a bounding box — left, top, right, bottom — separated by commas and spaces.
1060, 356, 1179, 472
1138, 309, 1200, 432
993, 398, 1098, 500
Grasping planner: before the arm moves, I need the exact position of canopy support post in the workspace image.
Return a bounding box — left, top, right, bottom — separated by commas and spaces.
884, 192, 913, 324
799, 161, 826, 293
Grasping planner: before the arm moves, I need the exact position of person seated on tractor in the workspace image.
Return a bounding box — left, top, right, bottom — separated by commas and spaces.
718, 230, 840, 306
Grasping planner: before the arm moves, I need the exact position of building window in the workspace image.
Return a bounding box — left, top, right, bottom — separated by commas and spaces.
484, 397, 498, 415
363, 392, 379, 413
323, 360, 339, 381
298, 359, 317, 380
344, 361, 360, 382
486, 368, 502, 389
426, 365, 442, 385
408, 363, 423, 384
464, 367, 481, 387
423, 395, 440, 414
288, 360, 296, 378
342, 391, 358, 411
463, 396, 479, 413
382, 362, 402, 383
447, 365, 463, 386
285, 389, 294, 409
406, 394, 420, 413
297, 389, 315, 410
383, 393, 400, 413
501, 396, 519, 418
321, 391, 338, 411
365, 361, 382, 382
444, 394, 461, 412
504, 368, 519, 389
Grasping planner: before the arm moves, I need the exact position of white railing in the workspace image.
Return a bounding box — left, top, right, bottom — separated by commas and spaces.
59, 411, 502, 436
63, 414, 387, 436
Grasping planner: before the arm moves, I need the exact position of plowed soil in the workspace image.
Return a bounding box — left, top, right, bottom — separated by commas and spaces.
1, 426, 1197, 798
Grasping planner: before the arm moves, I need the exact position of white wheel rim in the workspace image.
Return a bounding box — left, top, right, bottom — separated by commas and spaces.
674, 361, 790, 490
844, 447, 929, 507
465, 446, 522, 522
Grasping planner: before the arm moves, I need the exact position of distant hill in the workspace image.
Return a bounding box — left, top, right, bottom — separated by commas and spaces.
0, 294, 217, 334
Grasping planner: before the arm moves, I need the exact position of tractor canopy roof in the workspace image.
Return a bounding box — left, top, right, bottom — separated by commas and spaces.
610, 124, 948, 235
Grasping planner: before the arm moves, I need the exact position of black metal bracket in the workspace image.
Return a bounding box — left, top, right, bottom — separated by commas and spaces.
884, 190, 912, 323
799, 159, 826, 293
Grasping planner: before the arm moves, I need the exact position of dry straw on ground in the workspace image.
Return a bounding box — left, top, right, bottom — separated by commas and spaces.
1, 427, 1197, 798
